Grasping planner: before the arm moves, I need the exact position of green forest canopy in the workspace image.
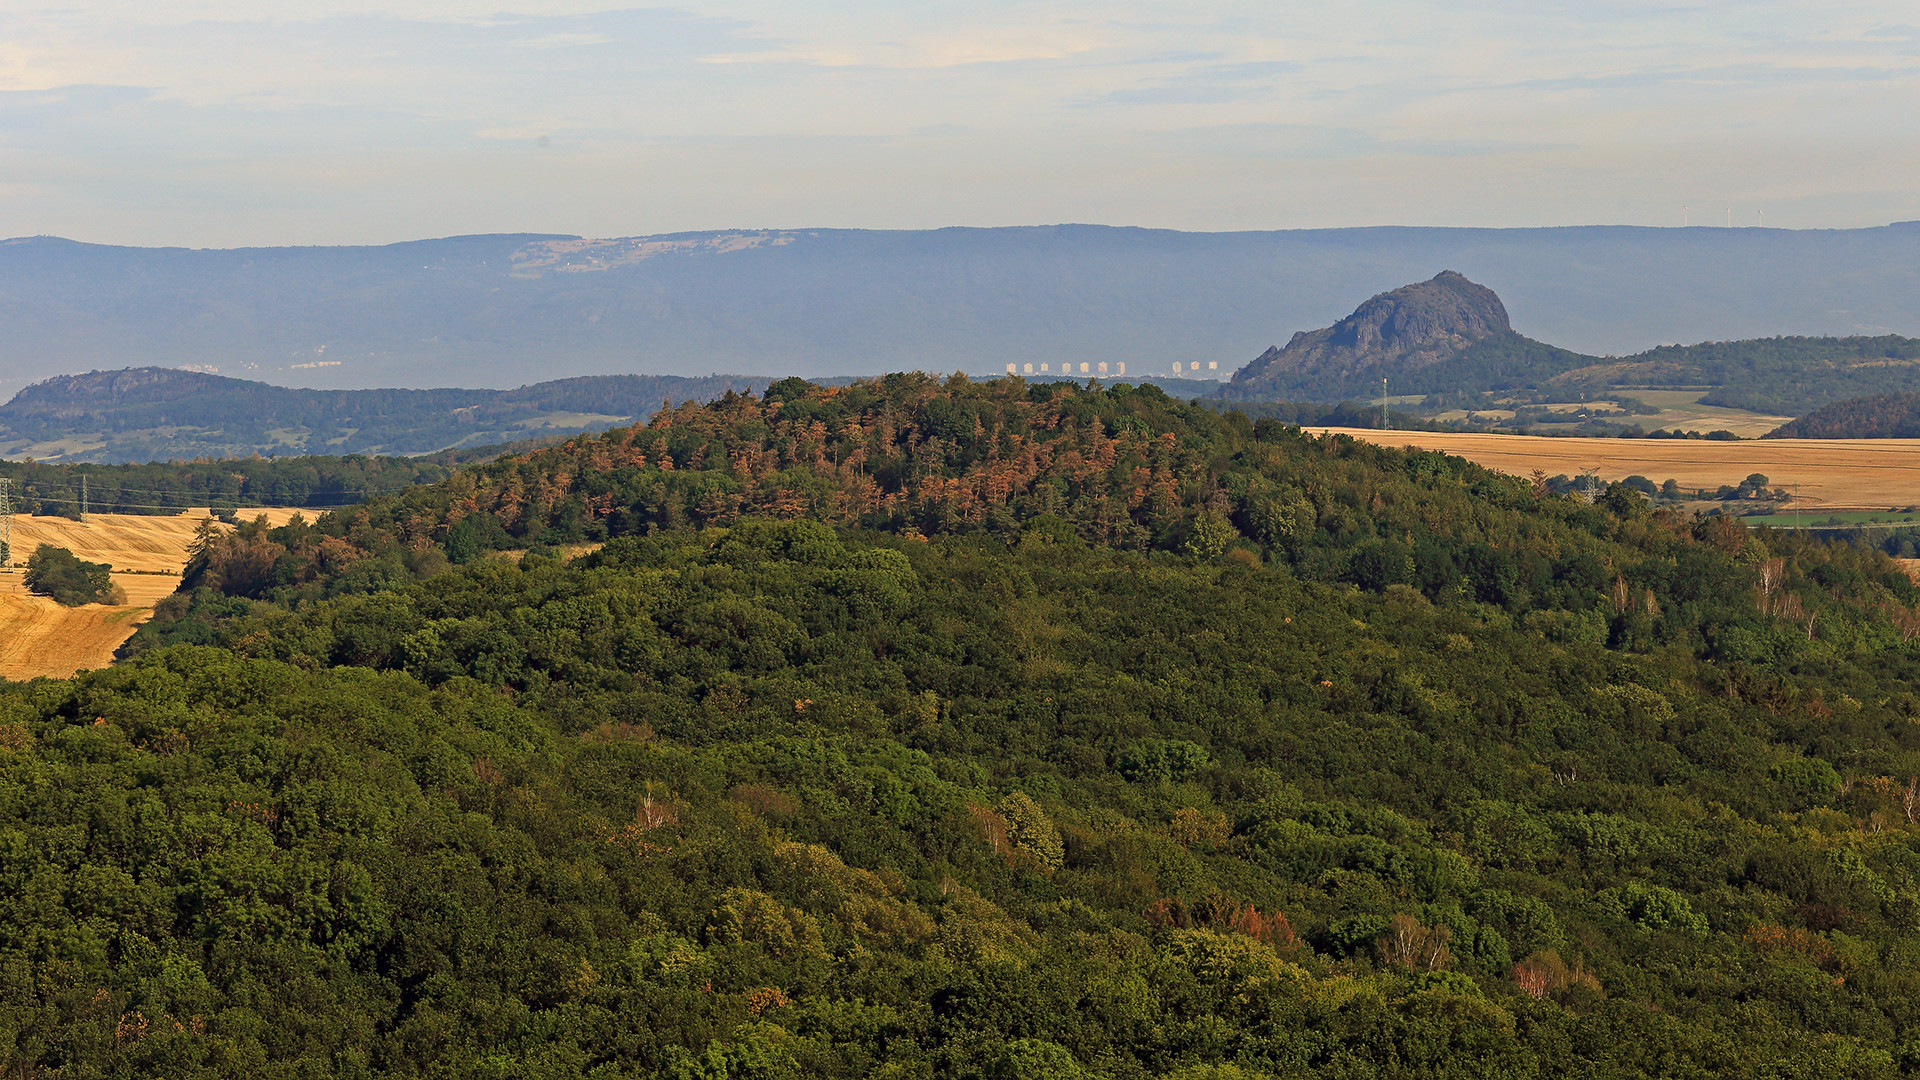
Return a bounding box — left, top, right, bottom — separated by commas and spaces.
12, 375, 1920, 1076
1766, 393, 1920, 439
0, 454, 458, 518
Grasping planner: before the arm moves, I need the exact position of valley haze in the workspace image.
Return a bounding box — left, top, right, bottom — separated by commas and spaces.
3, 223, 1918, 394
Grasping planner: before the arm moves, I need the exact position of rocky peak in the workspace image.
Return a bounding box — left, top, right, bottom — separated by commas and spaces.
1231, 271, 1513, 393
4, 368, 238, 415
1328, 271, 1509, 352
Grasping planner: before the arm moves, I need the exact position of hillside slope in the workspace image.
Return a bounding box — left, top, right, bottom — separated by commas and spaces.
1225, 273, 1920, 415
3, 223, 1919, 392
0, 368, 772, 462
1229, 271, 1592, 400
1568, 338, 1920, 416
19, 375, 1920, 1077
0, 506, 306, 678
1767, 393, 1920, 439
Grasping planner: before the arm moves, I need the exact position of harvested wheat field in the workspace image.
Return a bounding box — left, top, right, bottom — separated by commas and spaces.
1309, 429, 1920, 509
0, 506, 313, 680
0, 594, 149, 680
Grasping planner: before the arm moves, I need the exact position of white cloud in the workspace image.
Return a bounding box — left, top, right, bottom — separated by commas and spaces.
0, 1, 1915, 244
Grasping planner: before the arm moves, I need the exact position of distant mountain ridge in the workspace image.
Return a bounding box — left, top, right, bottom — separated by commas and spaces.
0, 367, 1254, 464
3, 223, 1919, 392
0, 368, 771, 463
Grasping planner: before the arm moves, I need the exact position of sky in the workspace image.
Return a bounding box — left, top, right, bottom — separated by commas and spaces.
1, 1, 1916, 246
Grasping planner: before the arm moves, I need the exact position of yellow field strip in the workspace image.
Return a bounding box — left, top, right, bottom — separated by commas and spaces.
1307, 429, 1920, 509
0, 506, 316, 681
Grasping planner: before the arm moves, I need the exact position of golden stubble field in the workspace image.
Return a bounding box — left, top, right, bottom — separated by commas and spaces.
1309, 428, 1920, 508
0, 508, 308, 680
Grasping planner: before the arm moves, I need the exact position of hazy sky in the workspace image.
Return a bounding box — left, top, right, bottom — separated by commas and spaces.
2, 1, 1916, 245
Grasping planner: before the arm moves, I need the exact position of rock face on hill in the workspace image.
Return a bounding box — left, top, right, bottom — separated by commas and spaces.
1230, 271, 1518, 397
3, 368, 239, 421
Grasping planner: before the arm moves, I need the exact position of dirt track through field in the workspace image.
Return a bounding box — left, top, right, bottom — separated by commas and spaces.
1308, 429, 1920, 508
0, 507, 311, 681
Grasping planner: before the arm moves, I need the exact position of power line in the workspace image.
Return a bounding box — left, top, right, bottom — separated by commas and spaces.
0, 480, 379, 499
3, 480, 364, 511
16, 495, 355, 513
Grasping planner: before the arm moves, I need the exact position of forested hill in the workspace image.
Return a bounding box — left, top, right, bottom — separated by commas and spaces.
1766, 392, 1920, 439
0, 367, 771, 463
1227, 271, 1593, 402
1605, 336, 1920, 416
18, 376, 1920, 1075
1222, 271, 1920, 413
0, 454, 458, 517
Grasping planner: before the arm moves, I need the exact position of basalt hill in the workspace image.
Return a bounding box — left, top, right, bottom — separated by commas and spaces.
1228, 271, 1586, 401
1225, 271, 1920, 415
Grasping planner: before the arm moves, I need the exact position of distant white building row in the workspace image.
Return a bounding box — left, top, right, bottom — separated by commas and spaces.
1004, 360, 1221, 377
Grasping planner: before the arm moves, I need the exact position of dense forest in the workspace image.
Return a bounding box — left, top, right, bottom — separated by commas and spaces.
12, 375, 1920, 1076
1621, 337, 1920, 416
1766, 394, 1920, 439
1362, 333, 1920, 422
0, 455, 459, 517
1190, 400, 1450, 432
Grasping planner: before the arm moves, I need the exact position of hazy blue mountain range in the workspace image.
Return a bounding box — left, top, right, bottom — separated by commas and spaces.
3, 223, 1917, 394
11, 261, 1919, 463
0, 366, 1248, 463
0, 368, 772, 463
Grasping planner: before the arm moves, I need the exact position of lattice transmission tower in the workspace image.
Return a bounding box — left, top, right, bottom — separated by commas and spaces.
0, 476, 12, 567
1579, 468, 1601, 504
